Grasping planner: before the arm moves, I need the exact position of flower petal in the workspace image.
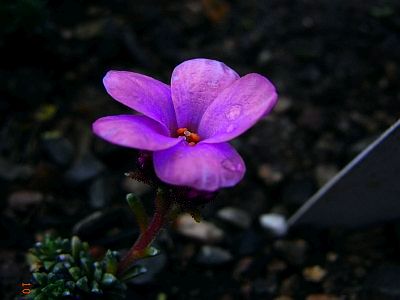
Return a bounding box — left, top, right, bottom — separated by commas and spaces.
198, 73, 278, 143
93, 115, 181, 151
153, 142, 245, 191
103, 71, 177, 131
171, 58, 239, 130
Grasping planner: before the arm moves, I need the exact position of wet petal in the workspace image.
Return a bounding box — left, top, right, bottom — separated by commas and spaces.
171, 58, 239, 130
93, 115, 181, 151
198, 73, 277, 143
103, 71, 177, 131
153, 142, 245, 191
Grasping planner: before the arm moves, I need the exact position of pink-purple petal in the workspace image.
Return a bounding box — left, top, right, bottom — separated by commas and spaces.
103, 71, 177, 132
153, 142, 245, 191
198, 73, 278, 143
171, 58, 239, 130
93, 115, 181, 151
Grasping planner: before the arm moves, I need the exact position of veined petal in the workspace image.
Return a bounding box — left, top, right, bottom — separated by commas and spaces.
103, 71, 177, 131
93, 115, 181, 151
198, 73, 277, 143
153, 142, 245, 192
171, 58, 239, 130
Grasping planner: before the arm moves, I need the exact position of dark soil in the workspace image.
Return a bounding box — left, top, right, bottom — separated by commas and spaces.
1, 0, 400, 299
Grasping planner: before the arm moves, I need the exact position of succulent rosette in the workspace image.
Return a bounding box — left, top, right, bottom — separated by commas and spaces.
93, 58, 277, 191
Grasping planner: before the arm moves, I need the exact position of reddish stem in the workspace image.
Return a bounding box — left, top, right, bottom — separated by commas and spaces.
117, 191, 171, 276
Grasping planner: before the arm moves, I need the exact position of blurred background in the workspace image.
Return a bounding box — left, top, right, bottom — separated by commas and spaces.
1, 0, 399, 299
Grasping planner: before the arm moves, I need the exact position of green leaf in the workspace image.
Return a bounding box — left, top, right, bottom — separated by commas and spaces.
120, 265, 147, 282
65, 280, 75, 290
52, 262, 64, 273
93, 261, 103, 282
26, 253, 40, 266
101, 273, 117, 286
33, 272, 47, 285
68, 267, 81, 281
144, 246, 160, 257
80, 257, 91, 275
76, 276, 89, 292
43, 260, 55, 271
104, 250, 118, 275
126, 193, 149, 231
71, 236, 81, 259
91, 280, 102, 294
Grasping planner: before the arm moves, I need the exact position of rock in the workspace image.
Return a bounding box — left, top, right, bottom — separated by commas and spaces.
89, 176, 111, 209
65, 153, 104, 183
259, 213, 288, 237
267, 259, 287, 273
274, 239, 308, 266
303, 265, 327, 282
72, 209, 130, 241
258, 164, 283, 185
326, 252, 338, 263
131, 252, 167, 284
283, 178, 316, 205
42, 136, 74, 166
350, 136, 376, 156
298, 106, 323, 130
253, 276, 276, 296
237, 229, 262, 256
0, 157, 33, 181
233, 257, 254, 280
273, 96, 292, 114
275, 297, 293, 300
315, 164, 338, 187
361, 265, 400, 299
175, 213, 224, 243
8, 191, 44, 211
306, 295, 341, 300
279, 274, 301, 295
217, 207, 251, 229
122, 177, 151, 196
257, 49, 272, 65
196, 246, 232, 265
73, 211, 104, 236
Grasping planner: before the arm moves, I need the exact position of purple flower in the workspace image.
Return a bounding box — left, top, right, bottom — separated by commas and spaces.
93, 59, 277, 192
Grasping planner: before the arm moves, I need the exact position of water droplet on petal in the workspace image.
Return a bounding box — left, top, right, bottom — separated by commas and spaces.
225, 105, 242, 121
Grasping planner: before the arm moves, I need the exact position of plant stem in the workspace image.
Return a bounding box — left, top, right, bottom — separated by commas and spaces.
117, 190, 171, 276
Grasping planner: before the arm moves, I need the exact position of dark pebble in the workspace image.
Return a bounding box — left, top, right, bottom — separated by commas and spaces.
361, 265, 400, 299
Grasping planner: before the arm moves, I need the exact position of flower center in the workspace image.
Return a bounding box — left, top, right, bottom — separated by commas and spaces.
176, 128, 200, 146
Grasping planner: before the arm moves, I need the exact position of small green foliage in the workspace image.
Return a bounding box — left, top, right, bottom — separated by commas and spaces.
25, 235, 146, 300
